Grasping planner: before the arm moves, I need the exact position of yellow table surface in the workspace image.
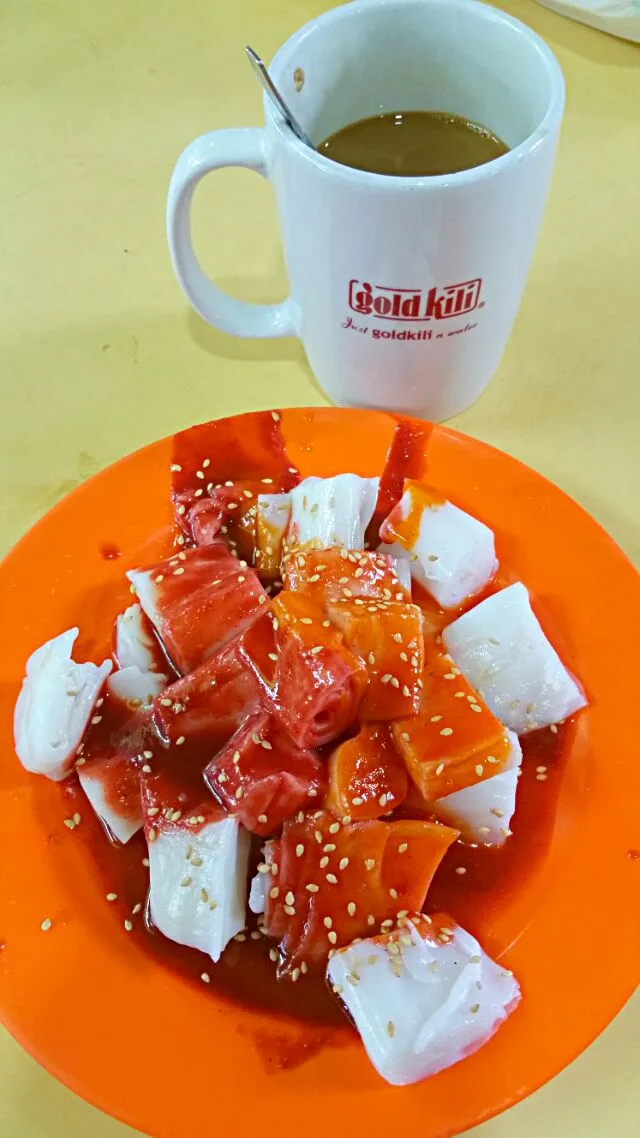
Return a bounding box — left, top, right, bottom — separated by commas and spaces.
1, 0, 638, 1134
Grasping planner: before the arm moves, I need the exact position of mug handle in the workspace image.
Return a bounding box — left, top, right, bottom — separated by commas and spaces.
166, 128, 296, 338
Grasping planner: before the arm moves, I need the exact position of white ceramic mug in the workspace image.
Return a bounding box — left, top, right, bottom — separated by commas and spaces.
167, 0, 564, 420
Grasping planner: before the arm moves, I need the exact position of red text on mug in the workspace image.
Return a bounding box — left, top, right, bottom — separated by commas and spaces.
348, 278, 483, 321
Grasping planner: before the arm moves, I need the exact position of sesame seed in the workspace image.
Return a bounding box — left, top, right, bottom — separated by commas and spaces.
398, 843, 408, 854
470, 1003, 480, 1014
270, 862, 279, 875
269, 948, 278, 962
486, 755, 499, 764
536, 773, 548, 781
237, 575, 245, 583
400, 651, 408, 662
393, 633, 403, 643
91, 715, 102, 725
455, 866, 467, 875
200, 888, 209, 903
365, 858, 376, 871
63, 818, 76, 830
175, 735, 186, 746
390, 676, 400, 688
233, 751, 240, 764
478, 826, 491, 835
347, 902, 356, 916
319, 856, 329, 868
308, 573, 320, 583
180, 876, 192, 888
470, 703, 482, 713
218, 772, 228, 784
147, 807, 159, 817
326, 873, 338, 885
329, 822, 340, 834
475, 764, 484, 776
536, 765, 548, 773
123, 919, 133, 932
430, 715, 442, 723
106, 892, 118, 902
380, 673, 391, 685
402, 685, 410, 697
341, 815, 352, 826
201, 972, 211, 983
190, 856, 203, 867
234, 933, 246, 942
306, 883, 319, 893
352, 796, 364, 806
339, 857, 349, 870
155, 575, 164, 584
367, 914, 375, 926
310, 645, 323, 655
443, 672, 456, 680
160, 697, 172, 706
400, 731, 410, 742
148, 828, 157, 842
550, 723, 559, 734
284, 905, 296, 916
235, 787, 244, 800
171, 810, 182, 822
389, 887, 398, 899
291, 967, 301, 983
328, 931, 338, 944
269, 886, 280, 899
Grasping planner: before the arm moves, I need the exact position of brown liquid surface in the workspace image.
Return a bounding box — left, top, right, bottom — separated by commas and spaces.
318, 110, 508, 177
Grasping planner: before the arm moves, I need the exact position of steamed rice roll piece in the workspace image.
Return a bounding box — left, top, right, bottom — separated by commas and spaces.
239, 592, 367, 750
127, 542, 268, 674
147, 815, 250, 963
443, 582, 587, 733
115, 603, 166, 676
283, 549, 410, 607
288, 475, 379, 551
261, 814, 458, 975
392, 651, 513, 801
204, 707, 324, 836
248, 868, 267, 915
379, 481, 497, 609
256, 492, 291, 578
14, 628, 112, 781
327, 914, 520, 1086
430, 730, 522, 845
78, 666, 166, 844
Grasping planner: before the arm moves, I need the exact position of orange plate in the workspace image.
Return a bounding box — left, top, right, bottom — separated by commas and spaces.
0, 408, 638, 1138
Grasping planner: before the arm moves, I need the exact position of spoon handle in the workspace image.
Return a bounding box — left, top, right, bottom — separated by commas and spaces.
245, 45, 314, 149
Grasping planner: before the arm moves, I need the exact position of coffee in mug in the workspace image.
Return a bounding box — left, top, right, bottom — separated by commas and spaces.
167, 0, 564, 420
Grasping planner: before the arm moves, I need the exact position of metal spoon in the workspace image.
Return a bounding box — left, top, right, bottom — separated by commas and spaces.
245, 45, 315, 149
